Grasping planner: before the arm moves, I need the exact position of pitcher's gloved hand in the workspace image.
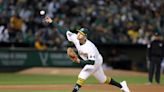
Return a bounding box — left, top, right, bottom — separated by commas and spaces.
67, 47, 80, 63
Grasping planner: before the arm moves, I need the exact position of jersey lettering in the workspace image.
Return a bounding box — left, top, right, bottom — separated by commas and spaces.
88, 54, 95, 61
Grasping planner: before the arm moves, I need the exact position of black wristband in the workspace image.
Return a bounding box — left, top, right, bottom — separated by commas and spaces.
79, 60, 95, 65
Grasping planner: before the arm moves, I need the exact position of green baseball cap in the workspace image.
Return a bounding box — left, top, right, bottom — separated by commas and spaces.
78, 28, 88, 36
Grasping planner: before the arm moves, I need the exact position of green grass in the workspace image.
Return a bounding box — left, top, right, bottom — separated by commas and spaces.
0, 73, 163, 92
0, 73, 163, 85
0, 73, 97, 85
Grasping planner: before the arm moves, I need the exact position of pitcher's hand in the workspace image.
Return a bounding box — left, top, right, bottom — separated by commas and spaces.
44, 16, 53, 23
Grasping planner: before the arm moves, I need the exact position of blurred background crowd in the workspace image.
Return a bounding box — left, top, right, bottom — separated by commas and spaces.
0, 0, 163, 49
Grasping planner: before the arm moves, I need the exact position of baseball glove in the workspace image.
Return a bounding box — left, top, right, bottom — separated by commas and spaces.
67, 47, 80, 63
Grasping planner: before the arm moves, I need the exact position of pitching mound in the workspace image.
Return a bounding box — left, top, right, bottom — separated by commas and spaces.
18, 67, 147, 77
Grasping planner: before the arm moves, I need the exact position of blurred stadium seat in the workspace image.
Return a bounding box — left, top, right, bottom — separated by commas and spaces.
0, 0, 163, 48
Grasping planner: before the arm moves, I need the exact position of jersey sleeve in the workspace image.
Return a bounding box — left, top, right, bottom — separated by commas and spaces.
66, 31, 78, 44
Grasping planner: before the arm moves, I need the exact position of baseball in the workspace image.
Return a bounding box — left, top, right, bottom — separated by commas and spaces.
40, 10, 45, 15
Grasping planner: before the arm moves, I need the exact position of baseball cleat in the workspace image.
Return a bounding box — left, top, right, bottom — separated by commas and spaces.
120, 81, 130, 92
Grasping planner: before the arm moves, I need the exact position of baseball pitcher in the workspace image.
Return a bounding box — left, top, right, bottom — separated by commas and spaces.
44, 16, 130, 92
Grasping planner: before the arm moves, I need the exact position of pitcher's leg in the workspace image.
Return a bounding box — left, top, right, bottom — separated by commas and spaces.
93, 66, 122, 88
72, 65, 95, 92
93, 66, 130, 92
72, 78, 84, 92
